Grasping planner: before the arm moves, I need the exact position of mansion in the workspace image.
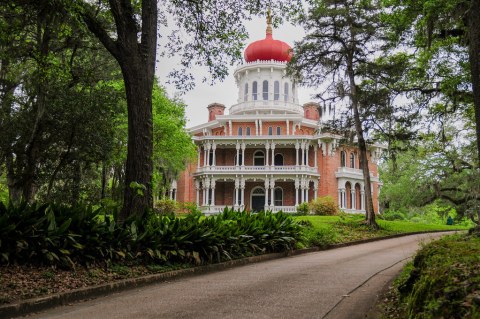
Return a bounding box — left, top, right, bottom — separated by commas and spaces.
174, 20, 384, 214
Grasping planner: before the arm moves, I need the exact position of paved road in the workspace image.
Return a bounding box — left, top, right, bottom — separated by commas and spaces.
25, 232, 450, 319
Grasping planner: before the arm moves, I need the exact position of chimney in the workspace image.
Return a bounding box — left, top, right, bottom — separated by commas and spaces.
303, 102, 320, 121
207, 103, 226, 121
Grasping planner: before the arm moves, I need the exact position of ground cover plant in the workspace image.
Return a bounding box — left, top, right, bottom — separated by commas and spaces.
295, 214, 469, 248
382, 233, 480, 319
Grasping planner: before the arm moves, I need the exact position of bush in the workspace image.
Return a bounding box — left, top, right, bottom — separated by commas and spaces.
296, 202, 310, 215
154, 198, 178, 216
381, 210, 406, 221
0, 202, 304, 268
309, 196, 339, 216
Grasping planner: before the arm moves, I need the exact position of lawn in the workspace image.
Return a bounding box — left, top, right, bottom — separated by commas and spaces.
294, 214, 469, 248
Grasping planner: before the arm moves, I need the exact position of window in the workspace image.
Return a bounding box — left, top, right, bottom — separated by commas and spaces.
252, 81, 258, 100
276, 126, 281, 135
274, 81, 280, 100
244, 83, 248, 101
284, 83, 289, 102
238, 127, 243, 136
246, 127, 251, 136
274, 188, 283, 206
262, 80, 268, 100
350, 153, 355, 168
268, 127, 273, 135
340, 151, 347, 167
253, 150, 265, 166
274, 154, 284, 166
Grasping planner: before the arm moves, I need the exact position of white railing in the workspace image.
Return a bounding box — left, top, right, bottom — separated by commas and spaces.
195, 165, 318, 174
229, 99, 303, 115
200, 205, 298, 214
341, 208, 365, 215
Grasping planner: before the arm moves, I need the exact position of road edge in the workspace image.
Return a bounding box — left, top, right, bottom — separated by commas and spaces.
0, 229, 459, 318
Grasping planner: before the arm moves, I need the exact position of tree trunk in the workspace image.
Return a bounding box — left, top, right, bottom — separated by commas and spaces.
80, 0, 157, 221
347, 60, 379, 229
469, 0, 480, 168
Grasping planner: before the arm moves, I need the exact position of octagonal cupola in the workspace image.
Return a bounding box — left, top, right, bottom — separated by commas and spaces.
229, 12, 301, 116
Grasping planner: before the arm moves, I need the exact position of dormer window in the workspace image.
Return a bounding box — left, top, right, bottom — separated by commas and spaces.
252, 81, 258, 100
263, 80, 269, 100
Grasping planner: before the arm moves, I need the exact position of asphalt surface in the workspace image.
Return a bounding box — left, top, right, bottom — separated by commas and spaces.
24, 232, 448, 319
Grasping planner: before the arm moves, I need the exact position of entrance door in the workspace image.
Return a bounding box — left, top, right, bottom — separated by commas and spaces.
251, 187, 265, 212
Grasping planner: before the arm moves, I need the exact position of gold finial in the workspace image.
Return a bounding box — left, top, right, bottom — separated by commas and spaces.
266, 7, 272, 36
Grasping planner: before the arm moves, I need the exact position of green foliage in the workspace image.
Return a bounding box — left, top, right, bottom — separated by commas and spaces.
153, 198, 178, 216
381, 210, 406, 221
309, 196, 339, 216
296, 202, 310, 215
0, 203, 303, 268
393, 234, 480, 318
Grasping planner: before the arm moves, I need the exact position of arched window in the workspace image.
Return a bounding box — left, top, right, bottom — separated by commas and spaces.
244, 83, 249, 101
252, 81, 258, 100
276, 126, 281, 135
251, 187, 266, 212
340, 151, 347, 167
274, 187, 283, 206
284, 83, 289, 102
262, 80, 269, 100
274, 81, 280, 100
274, 153, 284, 166
238, 127, 243, 136
246, 127, 251, 136
345, 182, 352, 209
268, 127, 273, 135
350, 153, 355, 168
208, 149, 214, 166
253, 150, 265, 166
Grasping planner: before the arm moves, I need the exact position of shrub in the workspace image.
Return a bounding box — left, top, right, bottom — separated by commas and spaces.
154, 198, 178, 216
296, 202, 310, 215
381, 210, 406, 221
309, 196, 339, 216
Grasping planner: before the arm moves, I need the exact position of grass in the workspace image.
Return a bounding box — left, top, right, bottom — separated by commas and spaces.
382, 233, 480, 319
294, 214, 469, 248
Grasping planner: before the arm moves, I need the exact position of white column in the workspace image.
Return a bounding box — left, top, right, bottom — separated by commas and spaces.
203, 146, 207, 167
314, 181, 318, 200
241, 143, 246, 167
305, 180, 309, 202
351, 189, 356, 210
338, 189, 342, 207
305, 144, 310, 167
259, 120, 263, 135
300, 178, 305, 203
264, 179, 270, 210
212, 143, 216, 167
229, 120, 232, 136
265, 142, 270, 167
234, 178, 239, 208
295, 177, 299, 206
271, 142, 275, 168
197, 147, 201, 168
270, 178, 275, 209
286, 120, 290, 136
206, 143, 211, 167
361, 190, 365, 211
255, 120, 259, 136
169, 189, 173, 200
342, 189, 346, 208
211, 179, 216, 206
240, 178, 245, 208
301, 142, 305, 167
236, 143, 240, 167
295, 142, 299, 167
195, 180, 200, 206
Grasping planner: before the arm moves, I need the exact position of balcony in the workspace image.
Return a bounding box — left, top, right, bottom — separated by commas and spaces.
229, 99, 303, 115
200, 205, 298, 215
194, 165, 319, 175
335, 167, 379, 182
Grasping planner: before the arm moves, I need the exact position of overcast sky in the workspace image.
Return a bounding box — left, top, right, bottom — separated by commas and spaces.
155, 17, 317, 128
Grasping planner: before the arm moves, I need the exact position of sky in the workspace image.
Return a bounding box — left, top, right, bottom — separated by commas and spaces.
155, 17, 318, 128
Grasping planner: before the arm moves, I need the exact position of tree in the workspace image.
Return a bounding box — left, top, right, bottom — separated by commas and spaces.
383, 0, 480, 168
288, 0, 386, 228
68, 0, 302, 220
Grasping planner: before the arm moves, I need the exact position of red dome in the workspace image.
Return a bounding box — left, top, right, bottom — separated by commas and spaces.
244, 33, 292, 63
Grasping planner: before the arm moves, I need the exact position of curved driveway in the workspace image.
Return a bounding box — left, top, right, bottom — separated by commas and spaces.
25, 232, 450, 319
